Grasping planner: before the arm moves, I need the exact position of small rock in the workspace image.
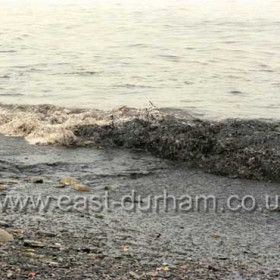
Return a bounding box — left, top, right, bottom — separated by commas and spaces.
212, 233, 220, 239
0, 184, 7, 190
37, 230, 57, 237
129, 271, 142, 279
104, 185, 115, 191
28, 176, 44, 183
24, 240, 44, 248
55, 185, 66, 189
60, 177, 79, 186
94, 214, 104, 219
60, 177, 90, 192
11, 229, 25, 235
113, 254, 123, 259
25, 252, 37, 257
53, 242, 65, 250
25, 249, 36, 253
0, 179, 19, 185
31, 216, 47, 223
0, 229, 14, 242
46, 261, 59, 267
0, 221, 10, 227
121, 246, 129, 252
208, 265, 219, 271
71, 184, 91, 192
146, 271, 158, 277
89, 253, 106, 260
6, 271, 13, 278
0, 249, 8, 256
216, 256, 228, 260
48, 242, 65, 251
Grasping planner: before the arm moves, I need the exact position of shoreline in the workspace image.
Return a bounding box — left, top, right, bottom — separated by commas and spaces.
1, 103, 280, 182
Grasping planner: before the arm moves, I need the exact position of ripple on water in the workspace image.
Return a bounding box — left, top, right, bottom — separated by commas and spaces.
0, 50, 17, 53
57, 71, 99, 76
113, 84, 155, 89
229, 90, 247, 95
156, 54, 181, 61
0, 93, 24, 97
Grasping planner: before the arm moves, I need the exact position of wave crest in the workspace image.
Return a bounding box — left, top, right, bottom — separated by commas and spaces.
1, 103, 280, 182
0, 104, 168, 146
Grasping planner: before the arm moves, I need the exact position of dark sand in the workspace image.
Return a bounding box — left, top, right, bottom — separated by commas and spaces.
1, 134, 280, 279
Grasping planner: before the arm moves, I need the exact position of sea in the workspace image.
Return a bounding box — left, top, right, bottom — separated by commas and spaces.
1, 0, 280, 120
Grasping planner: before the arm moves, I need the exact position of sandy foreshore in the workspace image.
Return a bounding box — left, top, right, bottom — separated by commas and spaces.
1, 134, 280, 279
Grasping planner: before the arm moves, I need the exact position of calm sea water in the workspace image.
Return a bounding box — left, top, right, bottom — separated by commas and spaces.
1, 0, 280, 119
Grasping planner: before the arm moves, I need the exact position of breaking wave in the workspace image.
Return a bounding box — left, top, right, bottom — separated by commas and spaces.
0, 103, 171, 146
1, 103, 280, 182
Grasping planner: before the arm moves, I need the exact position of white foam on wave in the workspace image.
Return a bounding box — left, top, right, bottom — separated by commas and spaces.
0, 103, 167, 146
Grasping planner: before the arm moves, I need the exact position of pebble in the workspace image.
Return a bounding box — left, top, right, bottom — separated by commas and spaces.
45, 261, 59, 267
25, 249, 35, 253
11, 229, 25, 235
60, 177, 91, 192
89, 253, 106, 260
0, 179, 19, 185
94, 214, 104, 219
24, 252, 37, 257
0, 220, 10, 227
37, 230, 57, 237
71, 184, 91, 192
129, 271, 142, 279
55, 185, 66, 188
0, 249, 8, 256
31, 216, 47, 223
60, 177, 79, 186
54, 243, 65, 250
0, 184, 7, 190
28, 176, 44, 183
0, 229, 14, 242
146, 271, 158, 277
24, 240, 44, 248
212, 233, 221, 239
208, 264, 219, 271
104, 185, 115, 191
6, 271, 13, 278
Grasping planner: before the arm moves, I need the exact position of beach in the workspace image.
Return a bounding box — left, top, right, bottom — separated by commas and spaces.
1, 106, 280, 279
1, 0, 280, 278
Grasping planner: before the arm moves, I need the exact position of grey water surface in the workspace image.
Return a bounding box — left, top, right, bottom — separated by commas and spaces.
1, 0, 280, 119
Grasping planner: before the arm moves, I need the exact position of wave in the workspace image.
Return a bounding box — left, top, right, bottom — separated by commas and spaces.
0, 50, 17, 53
0, 103, 168, 146
1, 103, 280, 182
0, 93, 23, 97
58, 71, 99, 76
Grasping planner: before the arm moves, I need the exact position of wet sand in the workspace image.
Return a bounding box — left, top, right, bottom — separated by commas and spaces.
1, 134, 280, 279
